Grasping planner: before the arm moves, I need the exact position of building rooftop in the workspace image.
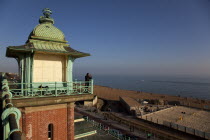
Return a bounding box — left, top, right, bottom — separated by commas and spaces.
120, 96, 141, 108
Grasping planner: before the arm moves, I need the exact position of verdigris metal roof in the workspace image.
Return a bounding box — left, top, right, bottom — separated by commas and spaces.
31, 40, 68, 51
26, 8, 66, 43
29, 23, 65, 42
6, 41, 90, 58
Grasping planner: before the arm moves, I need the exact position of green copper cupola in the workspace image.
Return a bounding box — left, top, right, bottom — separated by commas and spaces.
6, 8, 90, 85
27, 8, 66, 43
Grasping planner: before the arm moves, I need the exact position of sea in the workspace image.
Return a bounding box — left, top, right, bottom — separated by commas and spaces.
75, 75, 210, 100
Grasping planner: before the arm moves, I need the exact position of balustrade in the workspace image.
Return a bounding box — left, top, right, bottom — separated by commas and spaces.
6, 80, 93, 99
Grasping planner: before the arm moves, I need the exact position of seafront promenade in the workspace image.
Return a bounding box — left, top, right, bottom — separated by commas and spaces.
94, 85, 210, 111
93, 85, 210, 139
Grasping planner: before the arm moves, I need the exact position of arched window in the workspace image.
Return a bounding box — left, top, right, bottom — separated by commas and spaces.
48, 124, 53, 140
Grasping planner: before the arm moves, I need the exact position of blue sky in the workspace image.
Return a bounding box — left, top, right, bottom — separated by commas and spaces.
0, 0, 209, 77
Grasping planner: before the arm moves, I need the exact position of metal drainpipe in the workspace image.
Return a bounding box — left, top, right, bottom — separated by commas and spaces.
2, 82, 22, 140
4, 96, 22, 140
8, 114, 21, 140
28, 55, 30, 95
5, 98, 13, 108
21, 57, 24, 96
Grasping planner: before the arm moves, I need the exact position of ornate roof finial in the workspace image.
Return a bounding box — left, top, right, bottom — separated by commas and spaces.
39, 8, 54, 24
43, 8, 52, 18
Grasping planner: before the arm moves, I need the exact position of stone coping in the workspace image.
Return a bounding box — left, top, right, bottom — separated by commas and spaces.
11, 94, 94, 107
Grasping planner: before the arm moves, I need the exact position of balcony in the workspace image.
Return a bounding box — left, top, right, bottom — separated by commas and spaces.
3, 80, 93, 99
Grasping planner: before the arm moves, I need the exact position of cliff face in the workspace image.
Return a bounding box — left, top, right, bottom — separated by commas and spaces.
94, 85, 210, 111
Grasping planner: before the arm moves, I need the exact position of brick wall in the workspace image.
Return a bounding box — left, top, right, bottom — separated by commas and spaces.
67, 103, 74, 140
19, 103, 74, 140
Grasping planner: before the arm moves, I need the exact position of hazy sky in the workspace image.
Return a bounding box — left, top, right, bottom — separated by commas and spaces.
0, 0, 209, 77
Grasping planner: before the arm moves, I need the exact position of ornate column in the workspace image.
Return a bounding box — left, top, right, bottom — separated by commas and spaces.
67, 56, 75, 83
67, 57, 75, 94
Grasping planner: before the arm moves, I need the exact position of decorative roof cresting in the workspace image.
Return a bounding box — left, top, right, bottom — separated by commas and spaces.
39, 8, 54, 24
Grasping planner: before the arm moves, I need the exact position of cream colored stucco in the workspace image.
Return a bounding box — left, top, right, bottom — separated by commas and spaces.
33, 53, 66, 82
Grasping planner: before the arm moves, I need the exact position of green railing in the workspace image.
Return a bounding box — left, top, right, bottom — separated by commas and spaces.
75, 130, 97, 139
83, 116, 132, 140
7, 80, 93, 99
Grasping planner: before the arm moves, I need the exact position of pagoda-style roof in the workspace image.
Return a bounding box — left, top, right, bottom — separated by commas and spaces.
6, 42, 90, 58
6, 8, 90, 58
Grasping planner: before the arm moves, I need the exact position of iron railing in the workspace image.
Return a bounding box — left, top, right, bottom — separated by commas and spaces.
83, 116, 132, 140
7, 80, 94, 99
